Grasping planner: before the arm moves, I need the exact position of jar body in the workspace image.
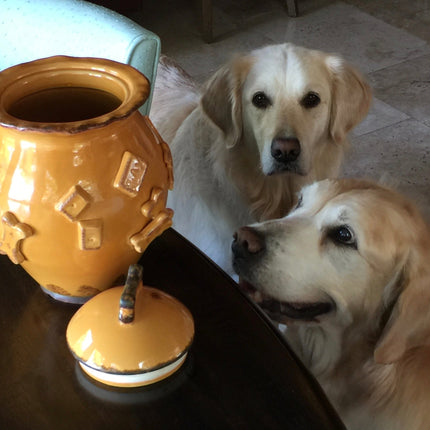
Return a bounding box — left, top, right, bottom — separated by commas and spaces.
0, 57, 173, 302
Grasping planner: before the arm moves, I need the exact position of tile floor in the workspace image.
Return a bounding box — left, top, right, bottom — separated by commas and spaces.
130, 0, 430, 221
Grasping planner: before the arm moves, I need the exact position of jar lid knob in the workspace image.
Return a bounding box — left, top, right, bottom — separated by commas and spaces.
118, 264, 143, 324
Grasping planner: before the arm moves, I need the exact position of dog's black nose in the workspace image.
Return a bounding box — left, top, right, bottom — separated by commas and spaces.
271, 137, 301, 163
232, 226, 265, 258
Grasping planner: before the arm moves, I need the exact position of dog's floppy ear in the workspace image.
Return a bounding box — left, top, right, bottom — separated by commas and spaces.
200, 55, 254, 148
327, 57, 372, 145
374, 233, 430, 364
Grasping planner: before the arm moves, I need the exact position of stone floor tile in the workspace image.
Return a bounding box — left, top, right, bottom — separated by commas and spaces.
251, 2, 430, 74
344, 119, 430, 221
345, 0, 430, 43
369, 54, 430, 127
352, 98, 410, 136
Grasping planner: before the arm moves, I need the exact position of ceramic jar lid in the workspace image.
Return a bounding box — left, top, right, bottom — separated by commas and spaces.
66, 265, 194, 388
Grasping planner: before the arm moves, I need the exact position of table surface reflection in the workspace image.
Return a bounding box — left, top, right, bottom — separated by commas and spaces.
0, 228, 345, 429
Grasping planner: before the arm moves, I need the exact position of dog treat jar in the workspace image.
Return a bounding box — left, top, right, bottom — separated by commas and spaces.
0, 56, 174, 303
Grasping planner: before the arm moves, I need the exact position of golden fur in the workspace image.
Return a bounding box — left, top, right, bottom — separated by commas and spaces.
232, 178, 430, 430
150, 43, 371, 274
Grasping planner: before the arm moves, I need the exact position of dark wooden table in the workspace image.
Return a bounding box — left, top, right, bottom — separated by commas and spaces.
0, 228, 345, 429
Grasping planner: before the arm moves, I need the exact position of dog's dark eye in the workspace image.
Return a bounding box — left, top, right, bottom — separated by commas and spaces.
328, 225, 357, 249
301, 92, 321, 109
295, 194, 303, 210
252, 92, 271, 109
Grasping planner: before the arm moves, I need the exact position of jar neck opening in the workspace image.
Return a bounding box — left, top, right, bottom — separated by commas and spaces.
7, 87, 123, 124
0, 56, 149, 133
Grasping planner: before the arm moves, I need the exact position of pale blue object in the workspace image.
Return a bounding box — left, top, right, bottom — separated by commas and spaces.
0, 0, 160, 115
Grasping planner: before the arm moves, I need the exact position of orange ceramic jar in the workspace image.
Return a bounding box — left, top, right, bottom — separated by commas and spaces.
0, 56, 174, 303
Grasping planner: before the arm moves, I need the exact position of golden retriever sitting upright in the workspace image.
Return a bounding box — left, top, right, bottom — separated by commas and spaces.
150, 43, 371, 274
232, 178, 430, 430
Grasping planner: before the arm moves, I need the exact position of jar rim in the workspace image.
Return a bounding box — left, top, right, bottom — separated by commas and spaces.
0, 56, 150, 133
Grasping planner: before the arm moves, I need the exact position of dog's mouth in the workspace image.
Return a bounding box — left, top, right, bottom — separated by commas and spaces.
239, 280, 334, 322
267, 161, 306, 177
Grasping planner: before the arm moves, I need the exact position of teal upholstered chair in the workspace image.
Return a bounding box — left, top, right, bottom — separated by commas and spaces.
0, 0, 160, 115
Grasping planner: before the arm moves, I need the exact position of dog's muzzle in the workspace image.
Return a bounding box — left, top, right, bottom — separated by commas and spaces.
269, 137, 302, 175
232, 226, 334, 323
232, 226, 265, 264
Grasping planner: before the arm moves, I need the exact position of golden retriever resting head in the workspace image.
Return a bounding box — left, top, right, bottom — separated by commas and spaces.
232, 178, 430, 429
201, 44, 371, 178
